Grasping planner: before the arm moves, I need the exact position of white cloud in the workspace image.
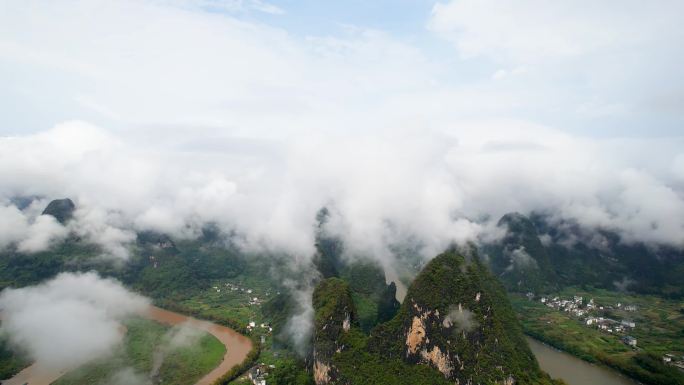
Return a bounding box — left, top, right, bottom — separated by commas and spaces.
0, 205, 30, 250
2, 119, 683, 267
0, 1, 682, 266
0, 204, 68, 253
428, 0, 682, 63
17, 214, 69, 253
0, 272, 150, 370
428, 0, 684, 131
506, 246, 538, 271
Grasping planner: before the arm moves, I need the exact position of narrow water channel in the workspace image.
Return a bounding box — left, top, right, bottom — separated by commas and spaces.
526, 337, 639, 385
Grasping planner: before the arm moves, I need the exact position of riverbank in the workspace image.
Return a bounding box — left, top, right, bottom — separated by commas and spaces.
527, 336, 638, 385
512, 291, 684, 385
145, 306, 253, 385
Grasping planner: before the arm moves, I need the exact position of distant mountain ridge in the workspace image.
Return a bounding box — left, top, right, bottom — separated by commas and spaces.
484, 212, 684, 297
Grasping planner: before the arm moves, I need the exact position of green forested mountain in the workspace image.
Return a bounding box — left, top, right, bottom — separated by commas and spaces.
311, 249, 563, 385
311, 208, 400, 332
484, 212, 684, 298
482, 213, 558, 293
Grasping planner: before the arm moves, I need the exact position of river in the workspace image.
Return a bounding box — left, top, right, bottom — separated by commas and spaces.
146, 306, 253, 385
526, 337, 639, 385
1, 306, 253, 385
3, 316, 638, 385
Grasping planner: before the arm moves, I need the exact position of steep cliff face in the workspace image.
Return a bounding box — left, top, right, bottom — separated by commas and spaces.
372, 249, 550, 385
312, 278, 356, 385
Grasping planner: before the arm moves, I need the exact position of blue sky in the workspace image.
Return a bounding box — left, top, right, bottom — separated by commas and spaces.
256, 0, 437, 38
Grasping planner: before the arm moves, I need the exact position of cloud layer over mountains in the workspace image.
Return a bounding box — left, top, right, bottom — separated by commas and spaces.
0, 0, 683, 264
1, 120, 683, 264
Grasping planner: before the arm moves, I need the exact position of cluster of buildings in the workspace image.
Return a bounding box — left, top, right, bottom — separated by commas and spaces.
540, 295, 589, 317
210, 282, 268, 305
585, 317, 635, 335
537, 294, 638, 346
663, 354, 684, 371
246, 321, 273, 333
621, 335, 637, 348
248, 363, 276, 385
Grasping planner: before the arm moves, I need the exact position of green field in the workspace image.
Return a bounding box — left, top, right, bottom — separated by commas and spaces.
511, 288, 684, 385
54, 317, 225, 385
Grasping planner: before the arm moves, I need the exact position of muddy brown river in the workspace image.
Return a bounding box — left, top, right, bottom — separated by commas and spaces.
146, 306, 253, 385
527, 337, 639, 385
1, 306, 253, 385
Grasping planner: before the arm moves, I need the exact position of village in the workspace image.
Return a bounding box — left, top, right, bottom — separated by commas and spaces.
207, 281, 282, 385
532, 293, 684, 370
536, 293, 638, 339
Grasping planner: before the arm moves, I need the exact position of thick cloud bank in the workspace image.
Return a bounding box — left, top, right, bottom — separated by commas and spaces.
0, 203, 68, 253
1, 121, 684, 264
0, 272, 149, 370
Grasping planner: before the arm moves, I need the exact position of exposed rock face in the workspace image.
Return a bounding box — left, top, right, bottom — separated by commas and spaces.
313, 360, 332, 384
41, 198, 75, 224
376, 249, 542, 384
312, 278, 357, 385
406, 315, 427, 354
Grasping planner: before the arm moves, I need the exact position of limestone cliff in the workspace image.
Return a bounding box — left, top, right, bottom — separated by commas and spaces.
370, 249, 552, 385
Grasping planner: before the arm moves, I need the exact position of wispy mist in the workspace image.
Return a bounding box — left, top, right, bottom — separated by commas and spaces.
0, 272, 149, 370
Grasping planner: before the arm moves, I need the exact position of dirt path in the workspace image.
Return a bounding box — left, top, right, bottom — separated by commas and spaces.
1, 306, 253, 385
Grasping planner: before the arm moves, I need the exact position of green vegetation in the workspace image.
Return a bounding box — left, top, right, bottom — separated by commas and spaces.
530, 213, 684, 299
0, 239, 101, 290
267, 358, 315, 385
333, 327, 455, 385
311, 251, 565, 385
123, 236, 246, 299
483, 212, 684, 299
512, 288, 684, 385
212, 336, 260, 385
312, 277, 453, 385
10, 203, 656, 384
483, 212, 558, 293
339, 261, 397, 332
0, 332, 30, 380
372, 249, 560, 385
54, 317, 225, 385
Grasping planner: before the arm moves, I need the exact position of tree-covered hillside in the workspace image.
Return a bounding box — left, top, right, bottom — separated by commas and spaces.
484, 212, 684, 298
311, 249, 565, 385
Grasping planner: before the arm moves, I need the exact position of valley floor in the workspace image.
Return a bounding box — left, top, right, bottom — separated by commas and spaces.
511, 288, 684, 385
